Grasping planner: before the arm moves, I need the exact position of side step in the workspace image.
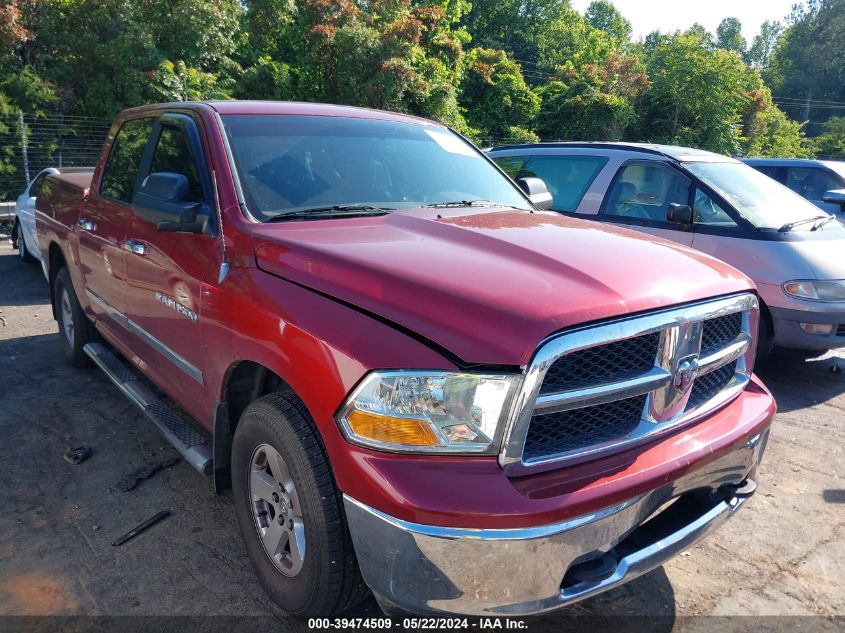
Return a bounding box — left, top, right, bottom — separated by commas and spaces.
84, 342, 213, 475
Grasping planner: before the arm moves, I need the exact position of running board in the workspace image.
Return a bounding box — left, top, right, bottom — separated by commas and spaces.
84, 342, 213, 475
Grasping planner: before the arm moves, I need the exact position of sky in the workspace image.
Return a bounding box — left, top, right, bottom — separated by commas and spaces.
569, 0, 799, 43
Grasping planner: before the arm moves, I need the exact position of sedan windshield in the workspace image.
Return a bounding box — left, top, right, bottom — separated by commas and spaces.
221, 114, 531, 220
684, 161, 826, 230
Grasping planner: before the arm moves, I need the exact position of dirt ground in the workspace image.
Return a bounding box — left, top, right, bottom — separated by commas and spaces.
0, 231, 843, 632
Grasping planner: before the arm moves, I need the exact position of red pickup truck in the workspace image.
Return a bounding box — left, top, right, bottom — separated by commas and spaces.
36, 101, 774, 617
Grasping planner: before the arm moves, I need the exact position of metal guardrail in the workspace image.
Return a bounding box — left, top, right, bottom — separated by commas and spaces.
0, 202, 14, 221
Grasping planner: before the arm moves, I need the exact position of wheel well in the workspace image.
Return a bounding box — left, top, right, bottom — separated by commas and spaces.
47, 242, 67, 319
223, 361, 295, 434
213, 361, 296, 494
758, 298, 775, 344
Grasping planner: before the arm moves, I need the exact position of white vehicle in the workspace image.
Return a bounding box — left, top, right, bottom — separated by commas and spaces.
13, 167, 90, 264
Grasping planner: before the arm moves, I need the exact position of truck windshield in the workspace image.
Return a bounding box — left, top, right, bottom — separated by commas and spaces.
684, 161, 826, 231
221, 114, 532, 220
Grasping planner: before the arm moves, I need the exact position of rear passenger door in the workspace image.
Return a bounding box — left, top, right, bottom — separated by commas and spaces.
598, 161, 694, 246
122, 113, 220, 421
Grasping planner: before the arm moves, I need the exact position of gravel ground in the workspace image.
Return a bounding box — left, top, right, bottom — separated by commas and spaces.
0, 232, 842, 632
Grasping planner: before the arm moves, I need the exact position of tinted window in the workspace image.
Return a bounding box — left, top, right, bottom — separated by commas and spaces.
100, 118, 155, 203
603, 163, 689, 222
493, 156, 529, 179
785, 168, 843, 201
693, 188, 736, 227
29, 172, 48, 197
752, 165, 782, 181
494, 155, 608, 212
150, 125, 204, 202
222, 115, 531, 219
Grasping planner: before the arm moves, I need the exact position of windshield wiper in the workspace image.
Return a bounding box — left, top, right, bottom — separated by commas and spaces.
778, 216, 827, 233
266, 204, 394, 222
424, 200, 502, 208
812, 215, 837, 230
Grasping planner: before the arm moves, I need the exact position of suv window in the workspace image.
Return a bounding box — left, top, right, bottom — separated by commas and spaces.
100, 118, 155, 203
693, 188, 737, 227
603, 163, 689, 222
150, 124, 204, 202
503, 155, 607, 212
785, 167, 844, 201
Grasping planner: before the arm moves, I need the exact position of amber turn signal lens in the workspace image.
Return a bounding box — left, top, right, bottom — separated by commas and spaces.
347, 409, 438, 446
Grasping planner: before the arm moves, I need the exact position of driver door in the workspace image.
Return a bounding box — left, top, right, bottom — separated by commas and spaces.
122, 113, 220, 421
599, 161, 695, 246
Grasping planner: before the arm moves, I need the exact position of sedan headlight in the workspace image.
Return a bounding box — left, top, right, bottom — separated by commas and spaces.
336, 371, 522, 454
783, 280, 845, 302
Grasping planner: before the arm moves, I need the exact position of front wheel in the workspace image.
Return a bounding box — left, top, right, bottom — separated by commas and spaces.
232, 393, 368, 617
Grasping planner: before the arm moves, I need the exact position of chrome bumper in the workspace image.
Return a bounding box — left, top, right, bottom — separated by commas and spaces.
344, 431, 768, 616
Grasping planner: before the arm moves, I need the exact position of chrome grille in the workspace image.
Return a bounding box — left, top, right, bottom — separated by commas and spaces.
539, 332, 660, 394
501, 294, 758, 475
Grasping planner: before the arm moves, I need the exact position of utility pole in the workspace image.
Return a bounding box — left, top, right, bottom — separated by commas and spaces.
18, 111, 30, 185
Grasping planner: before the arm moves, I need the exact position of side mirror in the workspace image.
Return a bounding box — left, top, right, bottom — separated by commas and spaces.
133, 172, 209, 234
667, 203, 693, 224
822, 189, 845, 211
516, 176, 553, 210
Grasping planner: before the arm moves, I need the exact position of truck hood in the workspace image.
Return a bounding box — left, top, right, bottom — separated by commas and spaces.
252, 208, 753, 366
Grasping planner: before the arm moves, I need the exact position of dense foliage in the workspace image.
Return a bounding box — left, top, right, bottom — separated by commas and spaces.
0, 0, 842, 189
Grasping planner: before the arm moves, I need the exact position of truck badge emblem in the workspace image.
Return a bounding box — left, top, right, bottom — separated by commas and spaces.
673, 355, 700, 393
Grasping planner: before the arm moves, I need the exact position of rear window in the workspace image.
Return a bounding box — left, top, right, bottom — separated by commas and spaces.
493, 154, 607, 212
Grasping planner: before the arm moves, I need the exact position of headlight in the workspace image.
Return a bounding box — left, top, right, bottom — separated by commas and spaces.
783, 280, 845, 302
336, 371, 522, 454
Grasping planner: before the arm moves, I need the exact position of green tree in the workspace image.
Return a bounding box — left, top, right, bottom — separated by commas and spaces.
715, 17, 746, 56
684, 23, 714, 48
584, 0, 631, 43
767, 0, 845, 121
642, 34, 753, 153
536, 52, 648, 141
461, 0, 572, 67
460, 48, 539, 140
747, 20, 782, 70
742, 88, 812, 157
814, 117, 845, 158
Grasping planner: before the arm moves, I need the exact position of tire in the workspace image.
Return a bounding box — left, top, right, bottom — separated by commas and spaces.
54, 267, 96, 368
13, 220, 35, 263
232, 393, 368, 617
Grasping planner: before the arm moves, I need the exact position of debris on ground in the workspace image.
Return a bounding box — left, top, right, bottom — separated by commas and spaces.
112, 457, 180, 493
63, 444, 93, 465
112, 510, 171, 546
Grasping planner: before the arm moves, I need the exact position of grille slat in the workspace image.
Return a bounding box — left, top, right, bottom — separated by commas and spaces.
540, 332, 660, 394
837, 324, 845, 337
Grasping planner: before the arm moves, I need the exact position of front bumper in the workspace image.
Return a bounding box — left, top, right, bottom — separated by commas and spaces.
768, 303, 845, 351
344, 428, 770, 616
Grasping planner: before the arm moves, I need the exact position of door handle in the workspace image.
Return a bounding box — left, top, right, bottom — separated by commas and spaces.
123, 240, 146, 256
77, 218, 97, 231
